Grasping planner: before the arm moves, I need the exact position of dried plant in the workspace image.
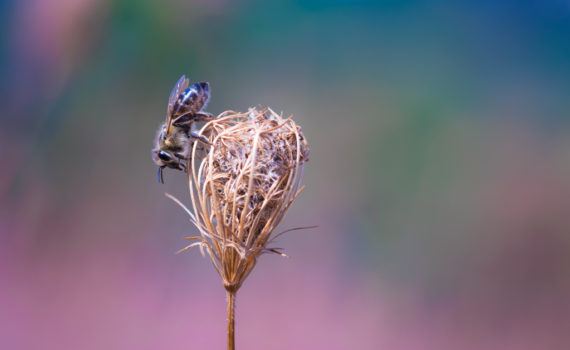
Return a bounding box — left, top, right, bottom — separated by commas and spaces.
166, 107, 310, 349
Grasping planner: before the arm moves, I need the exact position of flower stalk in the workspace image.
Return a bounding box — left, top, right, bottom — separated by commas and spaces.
226, 290, 236, 350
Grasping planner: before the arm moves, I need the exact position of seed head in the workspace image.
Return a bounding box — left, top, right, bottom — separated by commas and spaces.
170, 107, 309, 292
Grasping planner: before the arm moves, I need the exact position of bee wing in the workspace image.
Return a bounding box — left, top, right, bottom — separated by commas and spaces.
196, 82, 211, 109
171, 82, 213, 126
167, 75, 190, 118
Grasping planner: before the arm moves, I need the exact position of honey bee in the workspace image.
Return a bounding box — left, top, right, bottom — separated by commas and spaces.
152, 75, 214, 183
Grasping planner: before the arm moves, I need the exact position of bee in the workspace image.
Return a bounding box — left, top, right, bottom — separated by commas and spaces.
152, 75, 214, 183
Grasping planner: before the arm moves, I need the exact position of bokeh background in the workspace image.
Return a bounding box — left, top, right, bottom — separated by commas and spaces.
2, 0, 570, 349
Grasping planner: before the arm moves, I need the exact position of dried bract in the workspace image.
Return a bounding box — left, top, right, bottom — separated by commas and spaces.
173, 107, 309, 292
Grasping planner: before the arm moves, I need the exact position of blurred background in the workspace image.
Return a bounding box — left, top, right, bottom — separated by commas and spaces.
1, 0, 570, 349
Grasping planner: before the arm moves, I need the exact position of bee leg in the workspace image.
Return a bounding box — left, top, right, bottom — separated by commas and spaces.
157, 166, 165, 184
190, 131, 211, 145
173, 154, 187, 171
193, 112, 215, 122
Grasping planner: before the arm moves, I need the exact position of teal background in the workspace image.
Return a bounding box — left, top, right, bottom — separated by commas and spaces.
1, 0, 570, 349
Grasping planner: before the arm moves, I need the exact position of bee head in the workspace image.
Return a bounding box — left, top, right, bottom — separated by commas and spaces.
152, 149, 177, 167
157, 150, 172, 162
152, 149, 185, 183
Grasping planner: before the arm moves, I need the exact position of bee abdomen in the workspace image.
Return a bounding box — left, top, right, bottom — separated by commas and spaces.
176, 82, 210, 113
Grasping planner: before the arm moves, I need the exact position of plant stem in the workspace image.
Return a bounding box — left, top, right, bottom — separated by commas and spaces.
227, 290, 236, 350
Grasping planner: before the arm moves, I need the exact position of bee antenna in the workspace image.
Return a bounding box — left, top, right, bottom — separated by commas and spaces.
157, 166, 165, 184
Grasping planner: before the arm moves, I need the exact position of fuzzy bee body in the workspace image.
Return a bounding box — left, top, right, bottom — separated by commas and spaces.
152, 75, 214, 183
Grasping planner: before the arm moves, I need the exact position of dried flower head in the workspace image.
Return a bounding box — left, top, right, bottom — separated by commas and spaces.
169, 107, 309, 293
